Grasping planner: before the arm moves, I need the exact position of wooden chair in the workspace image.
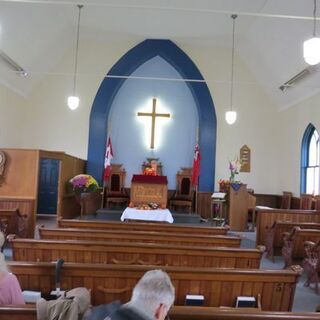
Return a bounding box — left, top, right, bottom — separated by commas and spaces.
314, 195, 320, 211
170, 168, 193, 213
300, 194, 313, 210
280, 191, 292, 209
106, 164, 128, 208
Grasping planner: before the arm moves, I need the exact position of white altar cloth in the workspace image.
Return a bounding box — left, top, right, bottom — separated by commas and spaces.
120, 207, 174, 223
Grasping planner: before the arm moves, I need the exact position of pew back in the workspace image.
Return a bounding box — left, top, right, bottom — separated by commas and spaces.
273, 222, 320, 250
291, 228, 320, 258
8, 262, 299, 311
58, 218, 229, 235
39, 227, 240, 247
11, 238, 262, 268
256, 209, 320, 245
1, 305, 320, 320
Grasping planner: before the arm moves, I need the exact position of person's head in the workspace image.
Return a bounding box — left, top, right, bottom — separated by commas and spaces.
131, 270, 175, 320
0, 232, 8, 274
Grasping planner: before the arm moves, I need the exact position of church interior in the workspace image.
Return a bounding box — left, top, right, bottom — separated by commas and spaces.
1, 0, 320, 319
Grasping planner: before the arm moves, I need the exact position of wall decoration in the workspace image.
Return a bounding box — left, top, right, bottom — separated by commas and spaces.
240, 145, 251, 172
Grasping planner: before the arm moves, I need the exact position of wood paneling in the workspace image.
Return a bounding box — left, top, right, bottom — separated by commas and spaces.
196, 192, 211, 219
256, 209, 320, 245
9, 262, 299, 310
57, 219, 229, 236
39, 227, 237, 247
0, 149, 39, 198
12, 238, 260, 268
0, 198, 35, 237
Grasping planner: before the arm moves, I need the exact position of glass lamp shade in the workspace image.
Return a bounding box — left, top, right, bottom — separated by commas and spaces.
225, 110, 237, 125
303, 37, 320, 65
67, 96, 80, 110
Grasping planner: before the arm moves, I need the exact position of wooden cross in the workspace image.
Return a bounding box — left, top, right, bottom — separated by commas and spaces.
137, 98, 170, 149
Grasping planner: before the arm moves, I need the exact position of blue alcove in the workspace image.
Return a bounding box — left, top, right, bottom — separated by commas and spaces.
87, 39, 216, 192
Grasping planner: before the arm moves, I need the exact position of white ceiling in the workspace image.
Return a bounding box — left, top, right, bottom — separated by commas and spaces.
0, 0, 319, 109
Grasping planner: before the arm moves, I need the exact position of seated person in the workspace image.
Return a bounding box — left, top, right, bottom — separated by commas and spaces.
84, 269, 175, 320
0, 231, 24, 305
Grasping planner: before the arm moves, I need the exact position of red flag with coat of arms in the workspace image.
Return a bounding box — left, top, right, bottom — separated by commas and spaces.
192, 144, 201, 187
104, 137, 113, 181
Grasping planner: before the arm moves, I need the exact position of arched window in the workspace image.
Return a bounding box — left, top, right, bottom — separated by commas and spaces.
301, 124, 320, 194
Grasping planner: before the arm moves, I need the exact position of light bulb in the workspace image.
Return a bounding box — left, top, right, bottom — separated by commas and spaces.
67, 96, 80, 110
303, 37, 320, 65
225, 111, 237, 125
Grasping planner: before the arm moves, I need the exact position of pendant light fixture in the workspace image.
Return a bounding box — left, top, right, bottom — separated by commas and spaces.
225, 14, 237, 125
67, 5, 83, 110
304, 0, 320, 65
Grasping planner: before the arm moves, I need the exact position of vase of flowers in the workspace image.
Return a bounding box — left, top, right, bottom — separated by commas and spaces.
70, 174, 99, 217
229, 158, 242, 183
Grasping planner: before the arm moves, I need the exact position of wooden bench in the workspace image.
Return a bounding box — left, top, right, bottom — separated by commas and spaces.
8, 261, 301, 310
38, 226, 240, 248
1, 305, 319, 320
255, 208, 320, 246
282, 227, 320, 268
303, 240, 320, 294
265, 221, 320, 261
11, 238, 263, 268
2, 305, 320, 320
58, 218, 229, 235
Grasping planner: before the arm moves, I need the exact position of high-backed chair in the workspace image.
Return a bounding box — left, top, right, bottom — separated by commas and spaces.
300, 193, 313, 210
170, 168, 193, 213
280, 191, 292, 209
314, 195, 320, 211
106, 164, 128, 208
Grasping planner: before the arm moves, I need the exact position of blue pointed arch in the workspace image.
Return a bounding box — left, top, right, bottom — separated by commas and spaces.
300, 123, 317, 193
87, 39, 216, 192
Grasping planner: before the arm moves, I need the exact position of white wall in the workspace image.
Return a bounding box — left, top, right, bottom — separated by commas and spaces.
0, 82, 26, 148
277, 93, 320, 196
4, 38, 283, 193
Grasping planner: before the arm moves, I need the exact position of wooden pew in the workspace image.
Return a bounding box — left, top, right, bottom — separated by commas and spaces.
265, 221, 320, 260
58, 218, 229, 235
38, 226, 241, 248
2, 305, 320, 320
282, 227, 320, 267
8, 261, 300, 311
255, 208, 320, 246
11, 238, 263, 268
303, 240, 320, 294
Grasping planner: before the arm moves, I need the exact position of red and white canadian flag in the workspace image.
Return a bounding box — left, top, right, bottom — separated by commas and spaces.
192, 143, 201, 187
104, 137, 113, 181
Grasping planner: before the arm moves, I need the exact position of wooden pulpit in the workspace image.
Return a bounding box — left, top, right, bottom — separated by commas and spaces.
228, 184, 249, 231
130, 175, 168, 207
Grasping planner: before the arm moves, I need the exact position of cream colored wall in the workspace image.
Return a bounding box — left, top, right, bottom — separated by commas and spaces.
277, 93, 320, 196
0, 82, 26, 148
8, 38, 281, 193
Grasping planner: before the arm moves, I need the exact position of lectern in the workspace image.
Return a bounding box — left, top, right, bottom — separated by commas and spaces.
228, 184, 249, 231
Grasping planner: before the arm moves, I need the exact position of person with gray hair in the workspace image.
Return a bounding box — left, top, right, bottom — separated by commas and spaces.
109, 269, 174, 320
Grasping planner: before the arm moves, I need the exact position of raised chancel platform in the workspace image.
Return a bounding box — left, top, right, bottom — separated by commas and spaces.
86, 208, 202, 224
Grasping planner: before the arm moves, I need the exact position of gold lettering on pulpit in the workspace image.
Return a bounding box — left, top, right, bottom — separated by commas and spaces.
137, 98, 170, 149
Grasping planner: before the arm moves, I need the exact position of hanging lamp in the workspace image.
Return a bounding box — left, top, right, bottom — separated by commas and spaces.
225, 14, 237, 125
304, 0, 320, 65
67, 5, 83, 110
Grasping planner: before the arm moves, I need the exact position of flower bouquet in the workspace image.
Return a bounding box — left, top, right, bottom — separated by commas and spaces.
229, 158, 242, 183
143, 167, 156, 176
69, 174, 99, 195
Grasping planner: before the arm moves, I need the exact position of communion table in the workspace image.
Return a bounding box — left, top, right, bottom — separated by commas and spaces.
130, 174, 168, 207
120, 207, 173, 223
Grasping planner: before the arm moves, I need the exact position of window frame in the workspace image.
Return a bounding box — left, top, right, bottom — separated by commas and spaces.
301, 123, 320, 194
